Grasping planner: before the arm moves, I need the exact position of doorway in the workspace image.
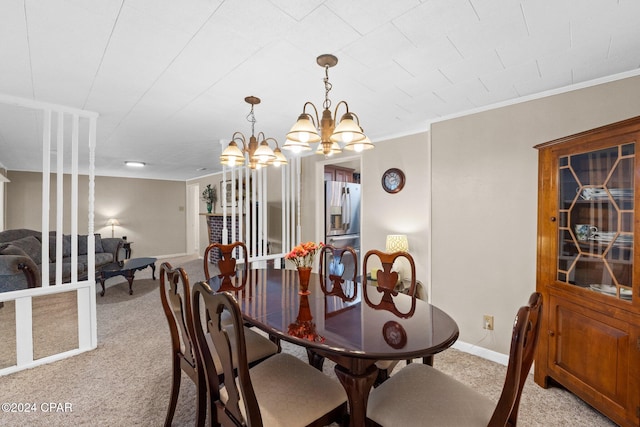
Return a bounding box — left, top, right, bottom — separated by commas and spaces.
186, 183, 199, 256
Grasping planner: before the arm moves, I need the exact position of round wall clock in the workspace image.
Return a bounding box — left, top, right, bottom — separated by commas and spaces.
381, 168, 405, 193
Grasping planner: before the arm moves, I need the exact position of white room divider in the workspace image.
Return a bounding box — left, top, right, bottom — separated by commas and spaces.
0, 93, 98, 376
219, 150, 301, 266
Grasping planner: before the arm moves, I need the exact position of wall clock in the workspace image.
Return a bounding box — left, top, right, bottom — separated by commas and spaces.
381, 168, 405, 193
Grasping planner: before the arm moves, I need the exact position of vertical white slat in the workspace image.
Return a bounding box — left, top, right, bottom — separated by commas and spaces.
281, 163, 287, 260
41, 109, 51, 288
56, 112, 64, 285
231, 168, 237, 244
77, 287, 91, 349
261, 167, 267, 257
87, 116, 97, 348
221, 166, 228, 243
71, 114, 79, 283
15, 297, 33, 365
296, 157, 302, 244
251, 168, 257, 257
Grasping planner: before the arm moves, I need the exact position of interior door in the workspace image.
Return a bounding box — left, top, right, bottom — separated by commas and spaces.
186, 183, 199, 255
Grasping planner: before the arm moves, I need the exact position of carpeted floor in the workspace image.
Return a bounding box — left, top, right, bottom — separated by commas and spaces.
0, 255, 617, 426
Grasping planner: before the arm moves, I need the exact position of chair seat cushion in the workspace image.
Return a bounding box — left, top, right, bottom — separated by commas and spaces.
210, 325, 278, 374
221, 353, 347, 427
367, 363, 495, 427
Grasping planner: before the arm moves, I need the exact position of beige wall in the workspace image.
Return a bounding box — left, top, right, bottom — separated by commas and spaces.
5, 171, 186, 257
300, 134, 430, 281
431, 75, 640, 354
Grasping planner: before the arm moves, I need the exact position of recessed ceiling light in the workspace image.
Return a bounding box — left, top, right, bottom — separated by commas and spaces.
124, 161, 145, 167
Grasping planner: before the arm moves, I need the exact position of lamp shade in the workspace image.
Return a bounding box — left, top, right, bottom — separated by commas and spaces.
253, 140, 276, 164
386, 234, 408, 253
219, 141, 246, 167
315, 141, 341, 156
285, 113, 321, 145
269, 148, 288, 166
330, 112, 366, 143
343, 135, 375, 152
107, 218, 120, 226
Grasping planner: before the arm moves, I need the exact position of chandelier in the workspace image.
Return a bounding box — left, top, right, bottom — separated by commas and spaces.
219, 96, 288, 169
283, 54, 374, 156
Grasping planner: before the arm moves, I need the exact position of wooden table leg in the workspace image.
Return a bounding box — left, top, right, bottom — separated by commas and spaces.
126, 271, 135, 295
334, 363, 378, 427
98, 274, 106, 297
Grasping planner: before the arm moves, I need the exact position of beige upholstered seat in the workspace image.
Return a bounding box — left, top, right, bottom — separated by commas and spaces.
366, 292, 543, 427
192, 282, 348, 427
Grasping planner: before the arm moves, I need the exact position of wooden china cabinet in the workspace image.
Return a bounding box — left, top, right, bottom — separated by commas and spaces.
535, 117, 640, 427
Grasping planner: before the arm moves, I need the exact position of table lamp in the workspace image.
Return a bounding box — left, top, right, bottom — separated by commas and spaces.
385, 234, 409, 283
106, 218, 120, 238
385, 234, 409, 253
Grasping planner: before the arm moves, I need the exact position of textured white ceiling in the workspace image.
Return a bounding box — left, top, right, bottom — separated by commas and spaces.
1, 0, 639, 180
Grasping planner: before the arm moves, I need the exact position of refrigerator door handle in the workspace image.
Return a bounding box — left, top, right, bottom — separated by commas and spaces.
344, 188, 350, 229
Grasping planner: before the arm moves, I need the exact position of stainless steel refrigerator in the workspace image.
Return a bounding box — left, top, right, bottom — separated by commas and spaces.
325, 181, 361, 257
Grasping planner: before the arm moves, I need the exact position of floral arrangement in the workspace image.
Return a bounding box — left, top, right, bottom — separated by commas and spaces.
201, 184, 217, 204
285, 241, 323, 268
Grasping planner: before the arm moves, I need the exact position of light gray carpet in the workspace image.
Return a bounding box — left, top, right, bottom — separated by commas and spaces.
0, 255, 616, 426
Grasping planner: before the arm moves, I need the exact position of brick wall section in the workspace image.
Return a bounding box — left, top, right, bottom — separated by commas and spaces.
206, 215, 241, 263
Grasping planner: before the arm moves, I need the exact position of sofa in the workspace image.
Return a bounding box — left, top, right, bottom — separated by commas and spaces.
0, 229, 124, 292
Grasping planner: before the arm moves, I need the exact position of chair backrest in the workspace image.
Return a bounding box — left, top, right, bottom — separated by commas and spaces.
362, 249, 417, 318
488, 291, 542, 427
204, 241, 249, 291
159, 262, 199, 377
318, 244, 358, 301
192, 282, 263, 427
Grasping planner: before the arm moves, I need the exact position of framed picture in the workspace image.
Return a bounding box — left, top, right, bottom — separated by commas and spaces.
220, 180, 235, 208
220, 178, 251, 208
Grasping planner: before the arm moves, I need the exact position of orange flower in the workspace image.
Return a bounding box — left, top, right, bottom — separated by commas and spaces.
285, 241, 324, 268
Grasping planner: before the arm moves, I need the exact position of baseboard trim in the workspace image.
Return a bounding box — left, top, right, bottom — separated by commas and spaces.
452, 340, 509, 366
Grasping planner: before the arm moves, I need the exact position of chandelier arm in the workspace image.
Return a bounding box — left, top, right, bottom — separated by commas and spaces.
231, 132, 248, 151
301, 101, 320, 127
263, 137, 280, 148
333, 100, 360, 125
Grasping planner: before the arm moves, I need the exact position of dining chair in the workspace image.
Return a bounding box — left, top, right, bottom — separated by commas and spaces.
362, 249, 419, 385
191, 282, 349, 427
318, 244, 358, 301
159, 262, 206, 427
366, 292, 543, 427
159, 262, 278, 427
204, 241, 248, 291
204, 241, 282, 352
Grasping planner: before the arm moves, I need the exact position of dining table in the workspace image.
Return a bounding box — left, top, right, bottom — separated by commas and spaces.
207, 267, 459, 427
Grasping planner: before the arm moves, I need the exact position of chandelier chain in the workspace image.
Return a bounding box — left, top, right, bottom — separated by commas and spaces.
246, 103, 256, 136
323, 64, 332, 110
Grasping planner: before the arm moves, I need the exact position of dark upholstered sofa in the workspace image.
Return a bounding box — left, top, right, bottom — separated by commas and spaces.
0, 229, 123, 292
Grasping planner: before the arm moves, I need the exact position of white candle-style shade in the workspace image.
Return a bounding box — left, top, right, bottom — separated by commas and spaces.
386, 234, 409, 253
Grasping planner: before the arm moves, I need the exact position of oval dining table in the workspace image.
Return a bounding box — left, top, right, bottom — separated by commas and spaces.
208, 267, 459, 427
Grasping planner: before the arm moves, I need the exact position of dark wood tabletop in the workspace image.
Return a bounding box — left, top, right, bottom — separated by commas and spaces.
208, 267, 459, 427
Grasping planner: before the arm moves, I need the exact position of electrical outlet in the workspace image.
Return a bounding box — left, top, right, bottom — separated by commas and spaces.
483, 315, 494, 330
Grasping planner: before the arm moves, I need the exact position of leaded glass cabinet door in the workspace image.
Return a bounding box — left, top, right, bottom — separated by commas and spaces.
557, 143, 634, 301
